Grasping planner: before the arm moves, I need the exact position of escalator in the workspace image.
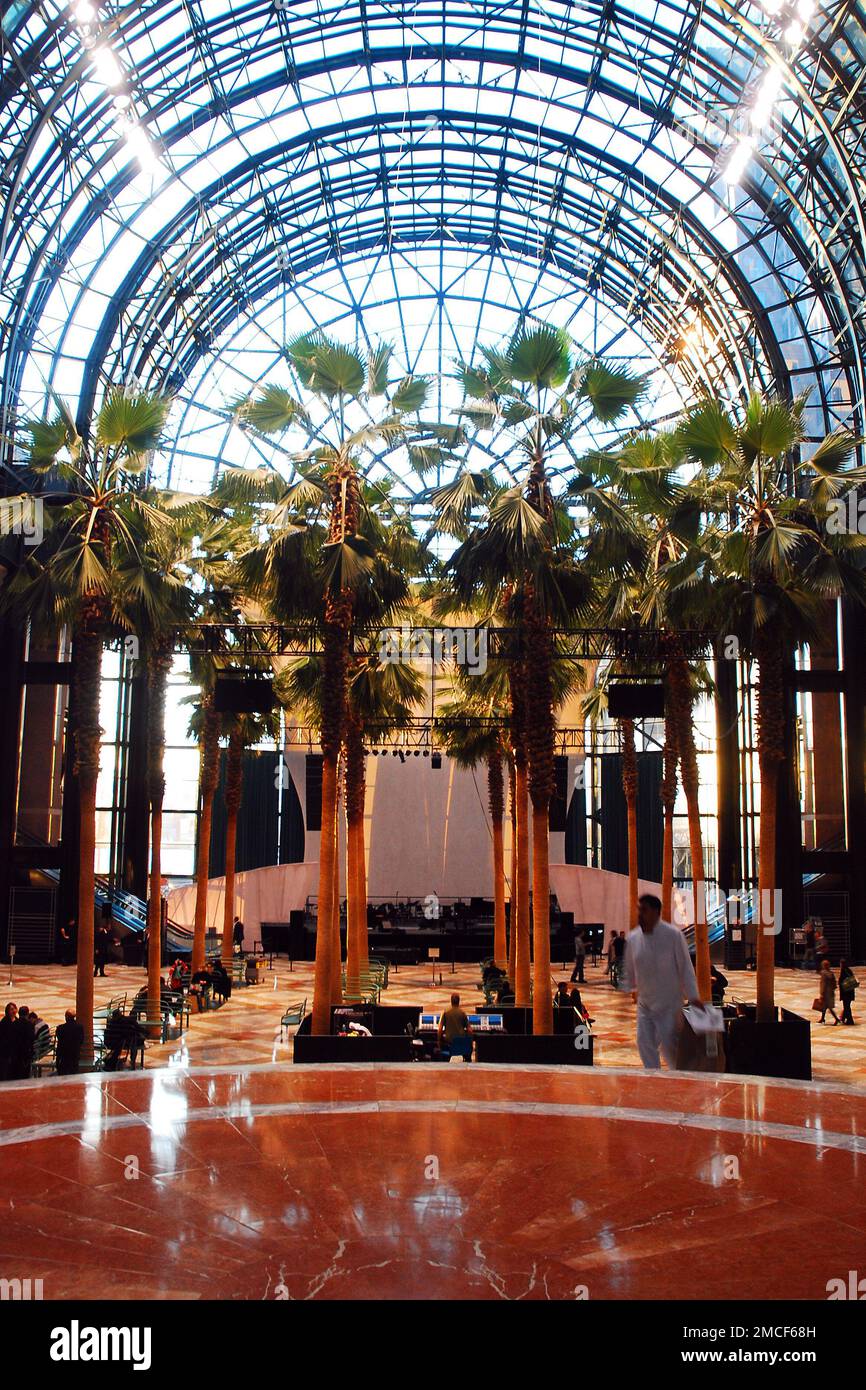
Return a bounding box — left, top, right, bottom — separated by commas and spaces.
15, 829, 194, 955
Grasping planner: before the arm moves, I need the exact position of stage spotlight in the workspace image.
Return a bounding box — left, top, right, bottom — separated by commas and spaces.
392, 749, 399, 757
413, 750, 420, 757
423, 750, 430, 758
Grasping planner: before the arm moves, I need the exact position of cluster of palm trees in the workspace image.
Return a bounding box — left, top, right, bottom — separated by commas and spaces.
2, 326, 864, 1055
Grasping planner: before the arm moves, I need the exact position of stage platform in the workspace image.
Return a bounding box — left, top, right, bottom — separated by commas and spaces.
0, 1063, 863, 1300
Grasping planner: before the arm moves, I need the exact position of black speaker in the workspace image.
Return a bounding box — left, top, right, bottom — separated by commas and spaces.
213, 674, 275, 713
607, 683, 665, 719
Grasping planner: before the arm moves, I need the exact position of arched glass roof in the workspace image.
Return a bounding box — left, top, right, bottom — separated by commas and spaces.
2, 1, 865, 501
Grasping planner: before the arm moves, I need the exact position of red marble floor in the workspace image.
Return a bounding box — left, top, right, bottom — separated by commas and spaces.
1, 1064, 864, 1301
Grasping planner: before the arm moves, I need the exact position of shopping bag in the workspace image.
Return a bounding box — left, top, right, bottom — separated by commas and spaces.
675, 1006, 726, 1072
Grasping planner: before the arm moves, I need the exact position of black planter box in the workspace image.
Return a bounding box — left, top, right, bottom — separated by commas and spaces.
474, 1032, 593, 1066
724, 1006, 812, 1081
293, 1034, 414, 1063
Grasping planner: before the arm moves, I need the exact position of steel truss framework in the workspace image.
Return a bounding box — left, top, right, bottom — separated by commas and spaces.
2, 1, 866, 504
283, 714, 670, 755
182, 621, 710, 661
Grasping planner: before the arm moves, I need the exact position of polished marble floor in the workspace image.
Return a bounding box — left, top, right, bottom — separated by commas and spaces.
5, 956, 865, 1084
0, 1063, 863, 1300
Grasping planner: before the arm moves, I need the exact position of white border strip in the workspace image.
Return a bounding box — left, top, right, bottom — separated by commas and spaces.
0, 1096, 862, 1154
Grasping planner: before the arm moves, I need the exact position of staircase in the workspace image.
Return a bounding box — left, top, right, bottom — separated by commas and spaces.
34, 864, 194, 953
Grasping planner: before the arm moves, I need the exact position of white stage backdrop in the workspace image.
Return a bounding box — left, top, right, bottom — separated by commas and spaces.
166, 752, 692, 942
166, 859, 693, 946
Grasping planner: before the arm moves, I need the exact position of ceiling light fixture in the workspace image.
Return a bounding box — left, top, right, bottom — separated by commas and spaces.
92, 45, 123, 87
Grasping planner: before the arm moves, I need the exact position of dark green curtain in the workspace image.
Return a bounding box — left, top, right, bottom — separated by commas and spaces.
280, 767, 305, 863
548, 755, 568, 831
210, 749, 281, 874
600, 751, 663, 881
565, 783, 588, 864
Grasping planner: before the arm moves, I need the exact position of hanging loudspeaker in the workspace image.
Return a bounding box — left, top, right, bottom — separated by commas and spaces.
607, 683, 665, 720
213, 674, 275, 713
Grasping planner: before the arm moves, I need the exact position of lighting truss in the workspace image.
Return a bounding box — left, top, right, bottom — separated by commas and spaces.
181, 622, 711, 661
283, 714, 662, 756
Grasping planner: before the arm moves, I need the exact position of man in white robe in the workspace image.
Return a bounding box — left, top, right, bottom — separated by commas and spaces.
621, 893, 704, 1069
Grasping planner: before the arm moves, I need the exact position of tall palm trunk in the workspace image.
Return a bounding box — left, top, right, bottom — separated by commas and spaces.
668, 654, 710, 1000
73, 615, 105, 1063
219, 724, 244, 963
514, 759, 531, 1006
661, 704, 678, 922
524, 595, 555, 1036
356, 825, 369, 969
345, 719, 365, 992
193, 702, 221, 971
507, 755, 517, 985
621, 718, 639, 933
146, 645, 172, 1032
330, 766, 343, 1006
755, 633, 785, 1022
487, 746, 507, 968
311, 459, 356, 1035
312, 749, 339, 1034
509, 662, 531, 1008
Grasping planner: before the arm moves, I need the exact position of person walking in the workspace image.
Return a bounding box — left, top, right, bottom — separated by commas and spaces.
57, 917, 76, 966
621, 894, 704, 1070
838, 959, 858, 1026
606, 931, 617, 980
818, 958, 840, 1025
94, 921, 111, 978
571, 929, 586, 984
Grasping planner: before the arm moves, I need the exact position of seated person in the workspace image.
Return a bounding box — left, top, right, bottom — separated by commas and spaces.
103, 1010, 145, 1069
210, 959, 231, 1000
490, 973, 512, 1005
55, 1010, 84, 1075
132, 978, 174, 1016
554, 981, 572, 1008
569, 986, 593, 1023
710, 964, 728, 1005
168, 958, 189, 991
481, 960, 506, 988
437, 993, 471, 1052
29, 1009, 50, 1049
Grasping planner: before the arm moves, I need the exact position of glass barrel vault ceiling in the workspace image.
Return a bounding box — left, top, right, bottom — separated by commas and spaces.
2, 0, 866, 502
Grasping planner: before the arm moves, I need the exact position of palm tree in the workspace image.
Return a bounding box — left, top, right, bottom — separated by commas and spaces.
660, 707, 679, 921
433, 336, 644, 1034
233, 336, 431, 1033
219, 710, 280, 964
448, 327, 646, 1032
436, 693, 509, 969
115, 515, 198, 1028
588, 433, 713, 994
277, 644, 424, 993
345, 653, 425, 985
677, 392, 866, 1021
580, 675, 640, 931
0, 388, 174, 1054
183, 510, 264, 974
187, 672, 222, 973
